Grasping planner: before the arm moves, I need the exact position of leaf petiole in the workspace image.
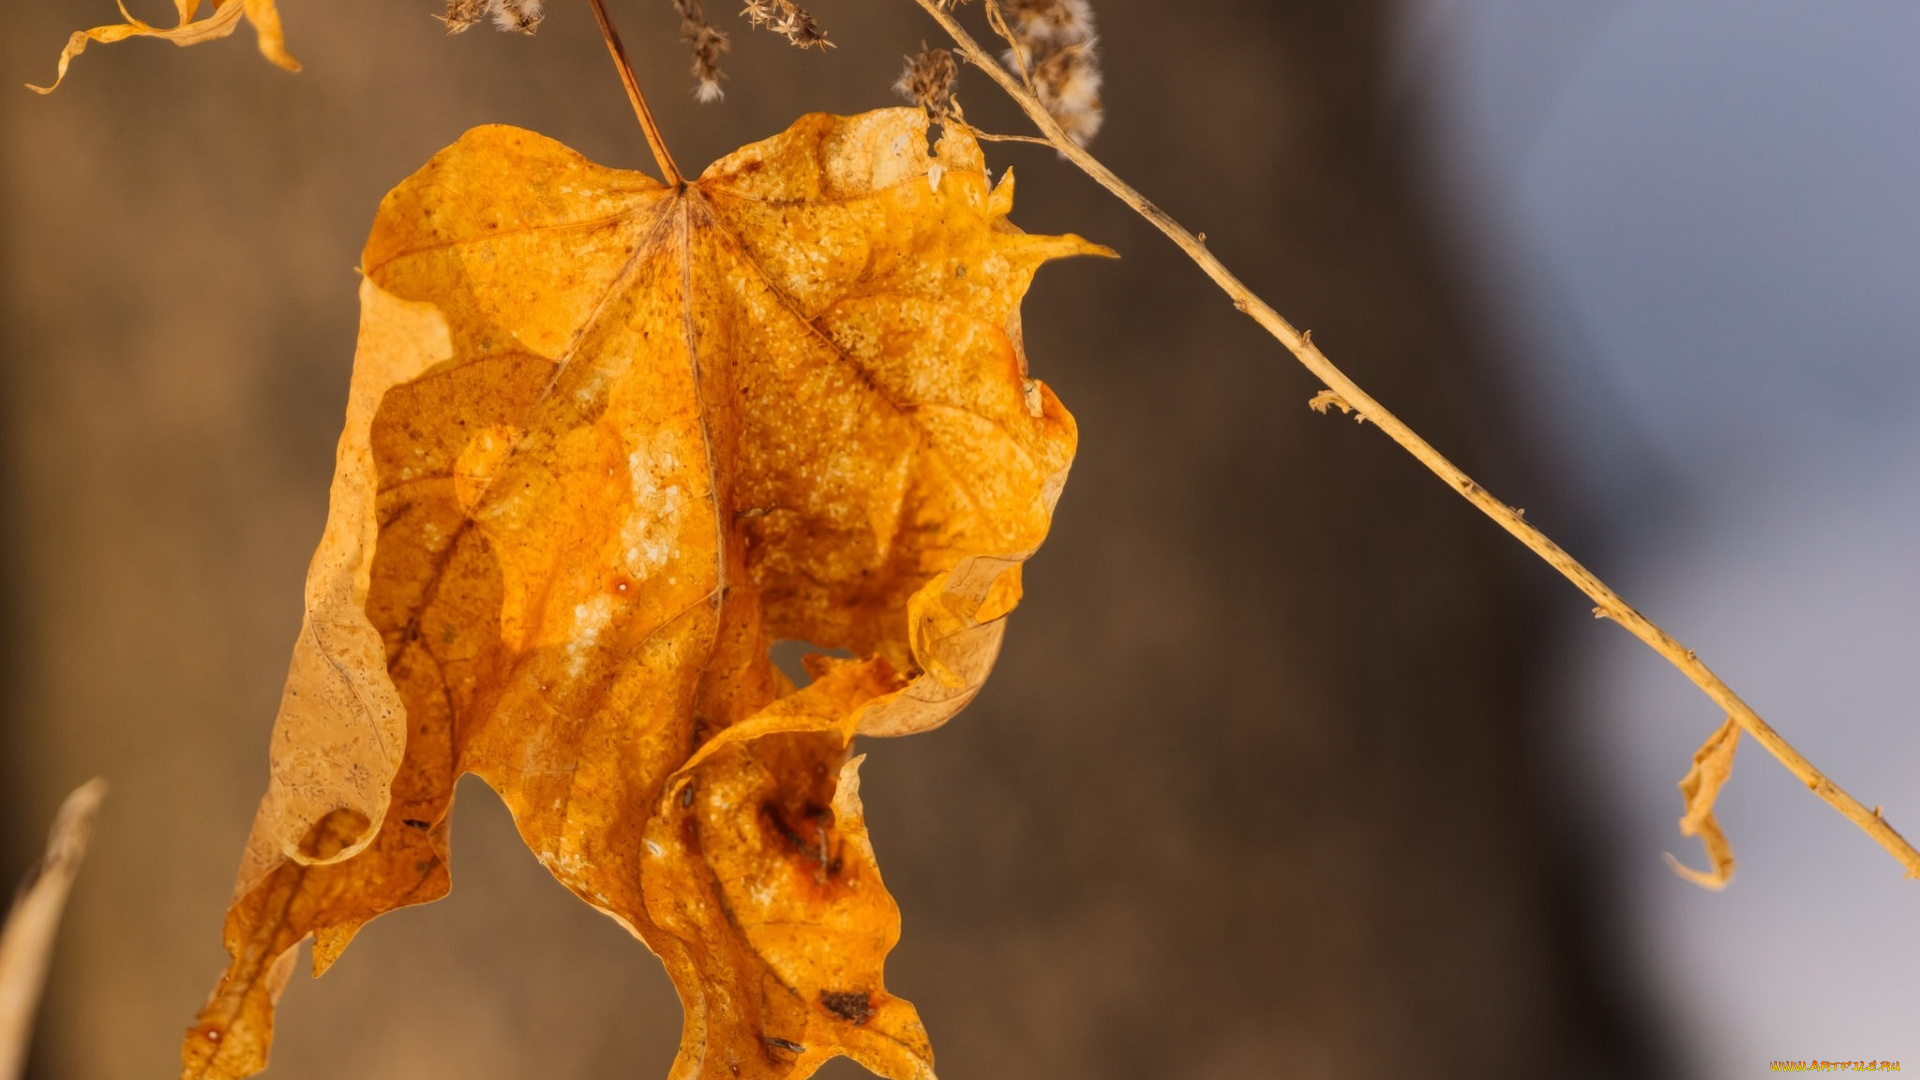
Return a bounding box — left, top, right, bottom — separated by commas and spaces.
587, 0, 685, 187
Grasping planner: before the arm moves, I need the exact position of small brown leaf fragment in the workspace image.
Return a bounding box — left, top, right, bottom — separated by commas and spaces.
184, 109, 1104, 1080
1666, 715, 1741, 890
30, 0, 298, 94
1307, 389, 1352, 416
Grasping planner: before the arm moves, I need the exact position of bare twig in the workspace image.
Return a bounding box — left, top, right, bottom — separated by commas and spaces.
963, 126, 1054, 147
586, 0, 683, 187
0, 779, 108, 1080
910, 0, 1920, 880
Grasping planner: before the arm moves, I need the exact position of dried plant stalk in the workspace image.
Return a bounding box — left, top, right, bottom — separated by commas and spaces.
0, 779, 108, 1080
909, 0, 1920, 880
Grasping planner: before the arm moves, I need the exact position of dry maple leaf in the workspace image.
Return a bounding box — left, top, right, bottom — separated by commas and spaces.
181, 108, 1108, 1080
29, 0, 296, 94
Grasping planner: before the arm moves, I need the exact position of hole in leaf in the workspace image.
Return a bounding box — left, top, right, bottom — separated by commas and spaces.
767, 639, 854, 688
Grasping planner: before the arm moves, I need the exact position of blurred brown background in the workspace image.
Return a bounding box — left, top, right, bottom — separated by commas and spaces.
0, 1, 1664, 1077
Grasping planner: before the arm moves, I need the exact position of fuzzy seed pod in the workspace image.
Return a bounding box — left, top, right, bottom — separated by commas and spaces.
894, 46, 959, 123
492, 0, 543, 34
740, 0, 830, 49
672, 0, 730, 101
993, 0, 1104, 144
440, 0, 490, 33
1002, 0, 1093, 47
1027, 39, 1103, 144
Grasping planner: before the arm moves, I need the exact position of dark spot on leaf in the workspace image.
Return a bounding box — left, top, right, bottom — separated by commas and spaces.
761, 799, 833, 867
820, 990, 872, 1025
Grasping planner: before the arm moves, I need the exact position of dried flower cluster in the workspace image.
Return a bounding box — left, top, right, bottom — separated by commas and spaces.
943, 0, 1103, 144
645, 0, 827, 101
440, 0, 544, 34
740, 0, 830, 49
999, 0, 1103, 144
672, 0, 730, 101
893, 46, 958, 124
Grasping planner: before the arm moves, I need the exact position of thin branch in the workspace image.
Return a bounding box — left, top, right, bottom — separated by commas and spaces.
961, 124, 1053, 147
587, 0, 684, 187
982, 1, 1035, 91
1, 779, 108, 1080
909, 0, 1920, 880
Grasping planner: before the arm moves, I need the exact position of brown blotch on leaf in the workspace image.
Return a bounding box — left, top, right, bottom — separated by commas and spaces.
820, 991, 873, 1025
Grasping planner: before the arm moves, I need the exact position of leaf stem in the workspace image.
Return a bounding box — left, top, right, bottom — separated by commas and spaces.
910, 0, 1920, 880
587, 0, 684, 187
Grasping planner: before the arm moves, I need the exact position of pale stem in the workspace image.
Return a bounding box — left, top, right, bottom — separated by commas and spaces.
0, 778, 108, 1080
909, 0, 1920, 880
587, 0, 684, 187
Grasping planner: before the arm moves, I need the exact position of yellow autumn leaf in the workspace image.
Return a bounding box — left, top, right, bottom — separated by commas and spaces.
1666, 715, 1741, 890
29, 0, 297, 95
181, 108, 1109, 1080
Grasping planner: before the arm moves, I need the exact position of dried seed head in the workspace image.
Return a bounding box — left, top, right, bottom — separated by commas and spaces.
1002, 0, 1093, 47
438, 0, 540, 36
992, 0, 1104, 145
492, 0, 544, 34
740, 0, 830, 50
1027, 40, 1103, 144
673, 0, 731, 101
894, 46, 958, 123
439, 0, 490, 33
